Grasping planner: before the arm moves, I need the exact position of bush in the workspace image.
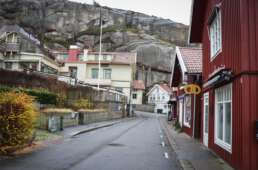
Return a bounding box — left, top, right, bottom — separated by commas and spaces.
0, 92, 38, 154
174, 118, 182, 132
72, 99, 93, 111
22, 88, 57, 105
0, 86, 58, 105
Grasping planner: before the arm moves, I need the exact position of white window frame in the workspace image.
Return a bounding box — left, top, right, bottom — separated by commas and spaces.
183, 95, 191, 128
209, 9, 222, 60
132, 93, 137, 99
214, 83, 232, 153
103, 68, 112, 79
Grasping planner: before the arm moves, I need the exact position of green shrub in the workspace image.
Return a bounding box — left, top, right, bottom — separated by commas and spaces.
0, 86, 58, 105
174, 118, 182, 132
0, 92, 38, 154
0, 85, 12, 93
22, 88, 57, 105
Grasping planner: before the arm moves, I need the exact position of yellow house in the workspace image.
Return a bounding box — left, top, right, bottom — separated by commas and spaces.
56, 47, 137, 100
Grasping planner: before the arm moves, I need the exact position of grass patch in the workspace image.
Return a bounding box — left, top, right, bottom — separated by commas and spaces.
34, 129, 62, 142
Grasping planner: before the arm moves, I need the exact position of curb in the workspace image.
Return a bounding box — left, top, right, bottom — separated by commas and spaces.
160, 118, 233, 170
71, 117, 136, 137
159, 118, 195, 170
71, 123, 116, 137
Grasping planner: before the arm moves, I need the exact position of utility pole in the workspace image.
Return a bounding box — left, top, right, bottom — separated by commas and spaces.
97, 4, 102, 91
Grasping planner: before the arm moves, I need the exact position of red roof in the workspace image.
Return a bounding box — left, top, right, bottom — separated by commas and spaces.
133, 80, 145, 90
160, 84, 173, 94
178, 47, 202, 73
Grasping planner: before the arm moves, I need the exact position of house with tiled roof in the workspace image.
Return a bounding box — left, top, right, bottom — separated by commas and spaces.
146, 83, 172, 115
171, 46, 202, 138
55, 45, 137, 101
131, 80, 145, 105
190, 0, 258, 169
0, 25, 59, 74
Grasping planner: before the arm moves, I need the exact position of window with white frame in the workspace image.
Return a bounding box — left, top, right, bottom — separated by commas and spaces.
183, 95, 191, 128
209, 9, 222, 58
103, 68, 112, 79
215, 83, 232, 152
132, 93, 137, 99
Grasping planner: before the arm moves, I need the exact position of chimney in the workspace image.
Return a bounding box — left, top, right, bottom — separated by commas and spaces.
82, 49, 88, 61
67, 45, 79, 62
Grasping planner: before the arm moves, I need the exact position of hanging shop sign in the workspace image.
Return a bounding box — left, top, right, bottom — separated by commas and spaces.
183, 84, 201, 95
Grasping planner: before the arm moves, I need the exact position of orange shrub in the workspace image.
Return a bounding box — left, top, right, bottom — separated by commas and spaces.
0, 92, 38, 154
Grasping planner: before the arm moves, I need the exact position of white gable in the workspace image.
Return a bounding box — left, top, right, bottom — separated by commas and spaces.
147, 84, 170, 96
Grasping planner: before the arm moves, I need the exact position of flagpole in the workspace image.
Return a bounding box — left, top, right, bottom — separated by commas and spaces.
97, 5, 102, 91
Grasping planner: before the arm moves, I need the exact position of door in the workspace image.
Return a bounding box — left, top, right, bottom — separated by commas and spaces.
203, 92, 209, 147
179, 99, 183, 127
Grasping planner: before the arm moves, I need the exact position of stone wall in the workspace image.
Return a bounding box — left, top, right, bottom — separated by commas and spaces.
133, 104, 155, 113
0, 69, 127, 104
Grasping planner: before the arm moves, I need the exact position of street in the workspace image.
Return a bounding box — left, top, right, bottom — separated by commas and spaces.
0, 112, 180, 170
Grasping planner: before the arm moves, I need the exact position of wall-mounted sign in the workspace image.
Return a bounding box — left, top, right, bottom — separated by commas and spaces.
183, 84, 201, 95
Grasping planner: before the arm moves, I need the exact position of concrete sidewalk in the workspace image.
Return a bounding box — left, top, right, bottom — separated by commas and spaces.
63, 117, 135, 138
160, 117, 233, 170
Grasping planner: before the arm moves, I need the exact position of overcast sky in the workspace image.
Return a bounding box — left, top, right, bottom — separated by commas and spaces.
69, 0, 193, 25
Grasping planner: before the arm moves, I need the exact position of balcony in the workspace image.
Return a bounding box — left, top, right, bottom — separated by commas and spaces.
3, 42, 20, 52
58, 76, 77, 86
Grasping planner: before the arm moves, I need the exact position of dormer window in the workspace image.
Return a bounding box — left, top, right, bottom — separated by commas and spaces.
209, 8, 222, 59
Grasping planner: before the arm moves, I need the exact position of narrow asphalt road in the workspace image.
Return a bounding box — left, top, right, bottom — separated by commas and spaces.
0, 111, 180, 170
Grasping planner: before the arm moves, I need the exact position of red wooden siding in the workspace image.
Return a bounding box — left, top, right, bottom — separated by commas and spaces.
202, 0, 241, 82
176, 74, 202, 138
199, 0, 258, 169
203, 79, 242, 169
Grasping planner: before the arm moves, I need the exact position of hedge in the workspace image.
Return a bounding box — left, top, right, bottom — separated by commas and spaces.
0, 86, 57, 105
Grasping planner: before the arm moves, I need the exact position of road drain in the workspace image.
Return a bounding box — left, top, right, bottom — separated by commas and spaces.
108, 143, 125, 147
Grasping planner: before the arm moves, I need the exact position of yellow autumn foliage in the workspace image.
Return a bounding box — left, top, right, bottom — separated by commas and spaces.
72, 99, 93, 111
0, 91, 38, 154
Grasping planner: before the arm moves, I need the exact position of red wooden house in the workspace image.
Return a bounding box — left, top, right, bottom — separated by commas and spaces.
171, 46, 202, 138
190, 0, 258, 169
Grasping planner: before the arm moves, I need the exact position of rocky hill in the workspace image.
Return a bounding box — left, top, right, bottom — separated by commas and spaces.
0, 0, 188, 82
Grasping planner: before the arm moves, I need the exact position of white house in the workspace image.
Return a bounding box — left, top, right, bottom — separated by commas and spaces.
55, 46, 137, 101
0, 25, 59, 74
147, 83, 172, 114
131, 80, 145, 105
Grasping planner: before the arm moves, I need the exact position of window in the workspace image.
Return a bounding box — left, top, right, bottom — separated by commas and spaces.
115, 87, 123, 92
184, 95, 191, 127
103, 55, 107, 60
132, 93, 137, 99
69, 67, 77, 78
103, 69, 112, 79
162, 95, 165, 100
209, 9, 222, 58
215, 84, 232, 152
5, 62, 13, 69
91, 68, 99, 79
94, 55, 99, 61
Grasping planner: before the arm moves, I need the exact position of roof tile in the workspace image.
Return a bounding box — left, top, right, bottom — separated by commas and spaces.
178, 47, 202, 73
